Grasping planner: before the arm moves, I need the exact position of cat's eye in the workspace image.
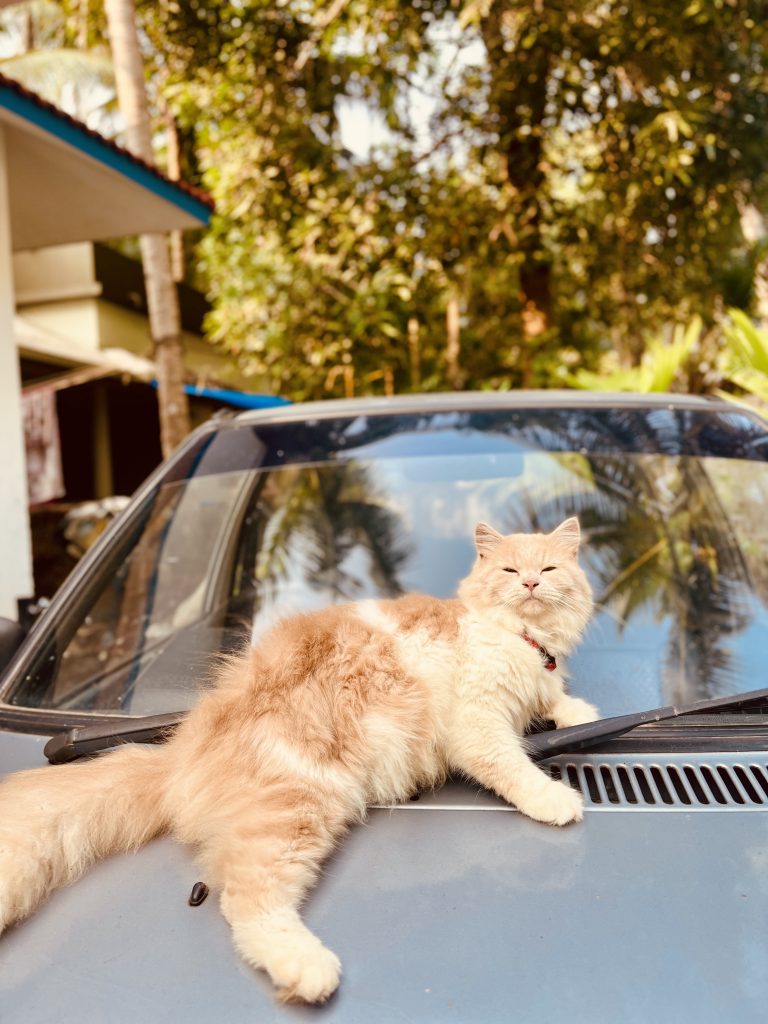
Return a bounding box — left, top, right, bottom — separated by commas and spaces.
542, 566, 557, 572
502, 567, 518, 574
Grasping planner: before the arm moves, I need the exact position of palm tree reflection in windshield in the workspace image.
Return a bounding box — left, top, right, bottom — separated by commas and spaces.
241, 409, 763, 707
503, 413, 755, 707
233, 460, 410, 626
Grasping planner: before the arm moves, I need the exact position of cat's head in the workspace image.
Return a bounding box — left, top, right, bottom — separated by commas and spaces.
458, 517, 593, 649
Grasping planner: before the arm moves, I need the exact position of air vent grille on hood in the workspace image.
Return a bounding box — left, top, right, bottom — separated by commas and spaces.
548, 755, 768, 810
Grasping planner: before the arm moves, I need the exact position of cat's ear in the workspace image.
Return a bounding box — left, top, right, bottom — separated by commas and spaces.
549, 517, 581, 556
475, 522, 504, 558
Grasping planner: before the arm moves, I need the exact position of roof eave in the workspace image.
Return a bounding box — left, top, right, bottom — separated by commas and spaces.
0, 75, 212, 228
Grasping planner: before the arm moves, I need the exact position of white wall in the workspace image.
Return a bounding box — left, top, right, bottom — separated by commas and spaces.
18, 298, 103, 357
0, 124, 34, 618
13, 243, 99, 305
15, 241, 255, 388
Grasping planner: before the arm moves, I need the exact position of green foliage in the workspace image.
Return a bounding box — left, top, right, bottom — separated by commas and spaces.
571, 317, 702, 393
6, 1, 768, 399
718, 308, 768, 405
178, 0, 768, 398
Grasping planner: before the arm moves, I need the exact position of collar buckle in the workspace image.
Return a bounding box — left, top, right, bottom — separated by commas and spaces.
521, 631, 557, 672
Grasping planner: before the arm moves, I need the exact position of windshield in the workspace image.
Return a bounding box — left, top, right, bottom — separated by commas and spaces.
7, 404, 768, 719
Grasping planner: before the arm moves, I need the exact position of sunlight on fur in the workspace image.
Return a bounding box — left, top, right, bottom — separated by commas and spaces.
0, 517, 597, 1004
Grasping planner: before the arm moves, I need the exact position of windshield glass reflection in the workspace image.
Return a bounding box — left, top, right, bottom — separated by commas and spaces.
10, 406, 768, 718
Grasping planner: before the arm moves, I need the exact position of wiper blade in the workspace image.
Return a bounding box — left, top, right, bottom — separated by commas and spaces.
44, 712, 185, 764
528, 686, 768, 761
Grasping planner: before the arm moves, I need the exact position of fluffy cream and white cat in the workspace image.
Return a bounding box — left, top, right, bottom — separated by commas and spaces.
0, 517, 598, 1003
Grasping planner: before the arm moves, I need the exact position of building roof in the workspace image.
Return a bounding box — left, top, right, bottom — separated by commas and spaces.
0, 73, 213, 250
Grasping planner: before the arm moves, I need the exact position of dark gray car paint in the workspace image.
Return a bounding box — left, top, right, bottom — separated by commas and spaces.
2, 730, 767, 1024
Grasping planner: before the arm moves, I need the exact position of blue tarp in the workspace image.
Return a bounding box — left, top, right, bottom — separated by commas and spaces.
151, 381, 291, 409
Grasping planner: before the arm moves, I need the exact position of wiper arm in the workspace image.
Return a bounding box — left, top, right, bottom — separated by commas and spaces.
44, 712, 185, 764
528, 686, 768, 761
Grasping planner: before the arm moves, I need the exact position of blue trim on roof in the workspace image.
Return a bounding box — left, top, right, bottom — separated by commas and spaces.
150, 380, 291, 409
0, 83, 212, 225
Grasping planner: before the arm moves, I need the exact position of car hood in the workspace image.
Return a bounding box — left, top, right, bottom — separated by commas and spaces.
2, 732, 768, 1023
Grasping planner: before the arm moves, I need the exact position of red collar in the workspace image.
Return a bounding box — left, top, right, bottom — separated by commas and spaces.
521, 631, 557, 672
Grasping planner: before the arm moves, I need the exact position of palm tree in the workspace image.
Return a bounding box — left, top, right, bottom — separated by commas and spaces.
103, 0, 190, 457
0, 1, 116, 132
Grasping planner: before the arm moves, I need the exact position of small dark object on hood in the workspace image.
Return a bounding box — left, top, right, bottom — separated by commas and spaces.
188, 882, 209, 907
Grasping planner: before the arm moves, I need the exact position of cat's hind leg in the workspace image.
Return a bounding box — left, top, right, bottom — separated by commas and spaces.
193, 779, 357, 1004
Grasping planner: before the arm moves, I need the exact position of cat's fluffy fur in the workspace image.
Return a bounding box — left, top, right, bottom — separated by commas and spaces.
0, 517, 597, 1003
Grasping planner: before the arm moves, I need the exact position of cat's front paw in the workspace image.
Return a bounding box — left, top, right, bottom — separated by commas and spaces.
516, 779, 583, 826
551, 696, 599, 729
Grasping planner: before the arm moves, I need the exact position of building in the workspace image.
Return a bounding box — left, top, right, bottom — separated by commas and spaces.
1, 72, 215, 619
15, 240, 276, 498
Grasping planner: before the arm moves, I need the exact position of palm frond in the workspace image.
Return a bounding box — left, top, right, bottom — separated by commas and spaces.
0, 1, 64, 53
1, 48, 115, 124
723, 308, 768, 376
570, 317, 701, 392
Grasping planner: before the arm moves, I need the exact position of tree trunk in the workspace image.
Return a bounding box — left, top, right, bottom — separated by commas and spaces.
445, 291, 462, 389
407, 315, 421, 390
22, 7, 34, 52
104, 0, 190, 457
481, 8, 553, 361
164, 106, 185, 283
77, 0, 89, 49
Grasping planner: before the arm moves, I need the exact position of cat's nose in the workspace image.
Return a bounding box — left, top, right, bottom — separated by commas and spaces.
522, 578, 539, 591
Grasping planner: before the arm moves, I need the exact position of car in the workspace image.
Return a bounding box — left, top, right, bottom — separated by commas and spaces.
2, 390, 768, 1023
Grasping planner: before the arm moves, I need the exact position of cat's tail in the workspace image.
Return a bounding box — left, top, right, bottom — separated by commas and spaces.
0, 743, 170, 934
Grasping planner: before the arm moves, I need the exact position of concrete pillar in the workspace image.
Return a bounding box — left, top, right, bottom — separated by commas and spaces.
0, 123, 34, 618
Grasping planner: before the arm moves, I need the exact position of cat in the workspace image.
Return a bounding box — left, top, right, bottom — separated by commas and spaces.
0, 516, 598, 1004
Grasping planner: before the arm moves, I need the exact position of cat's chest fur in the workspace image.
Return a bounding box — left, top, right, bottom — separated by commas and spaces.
385, 601, 563, 738
453, 612, 563, 728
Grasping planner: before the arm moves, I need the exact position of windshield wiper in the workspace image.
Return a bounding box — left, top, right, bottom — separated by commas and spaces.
44, 685, 768, 766
44, 712, 184, 764
527, 686, 768, 760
